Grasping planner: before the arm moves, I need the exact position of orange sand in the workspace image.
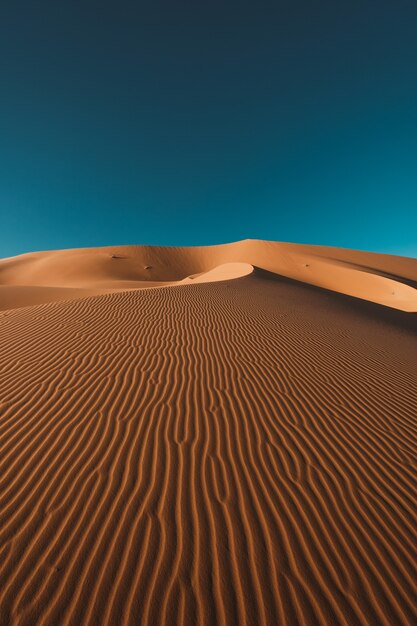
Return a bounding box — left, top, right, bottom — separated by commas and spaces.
0, 240, 416, 625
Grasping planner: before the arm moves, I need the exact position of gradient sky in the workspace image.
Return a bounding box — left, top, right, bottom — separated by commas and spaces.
1, 1, 417, 258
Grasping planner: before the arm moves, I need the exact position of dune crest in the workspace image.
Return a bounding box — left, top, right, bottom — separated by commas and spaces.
179, 262, 254, 284
1, 240, 416, 312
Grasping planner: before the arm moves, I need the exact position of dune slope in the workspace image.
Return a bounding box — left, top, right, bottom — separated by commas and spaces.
0, 263, 416, 625
1, 239, 417, 311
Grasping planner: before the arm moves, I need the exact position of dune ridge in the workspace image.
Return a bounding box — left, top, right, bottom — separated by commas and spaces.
1, 239, 417, 311
0, 243, 417, 625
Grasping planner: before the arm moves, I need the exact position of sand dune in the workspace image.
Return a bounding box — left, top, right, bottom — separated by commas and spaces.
0, 285, 112, 312
0, 241, 416, 625
180, 262, 254, 284
1, 239, 416, 311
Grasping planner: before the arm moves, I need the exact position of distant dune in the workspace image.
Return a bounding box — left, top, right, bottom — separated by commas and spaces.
1, 239, 417, 311
0, 240, 416, 625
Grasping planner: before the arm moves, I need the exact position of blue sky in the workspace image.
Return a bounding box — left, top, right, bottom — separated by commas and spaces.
1, 1, 417, 258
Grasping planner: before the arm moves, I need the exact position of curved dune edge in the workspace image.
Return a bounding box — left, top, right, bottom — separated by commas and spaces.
278, 253, 417, 313
0, 275, 416, 625
1, 240, 417, 311
178, 262, 254, 285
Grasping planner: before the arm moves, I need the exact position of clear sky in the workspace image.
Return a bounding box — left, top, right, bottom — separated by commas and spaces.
1, 1, 417, 258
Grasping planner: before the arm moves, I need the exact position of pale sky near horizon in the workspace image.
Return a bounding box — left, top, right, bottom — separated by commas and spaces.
1, 1, 417, 259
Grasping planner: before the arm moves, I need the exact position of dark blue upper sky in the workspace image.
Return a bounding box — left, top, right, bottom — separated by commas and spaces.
1, 1, 417, 257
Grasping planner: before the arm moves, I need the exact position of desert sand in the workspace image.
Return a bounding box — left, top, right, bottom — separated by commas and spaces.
0, 239, 416, 625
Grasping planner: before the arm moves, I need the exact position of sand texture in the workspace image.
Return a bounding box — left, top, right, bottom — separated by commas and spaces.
0, 240, 416, 625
